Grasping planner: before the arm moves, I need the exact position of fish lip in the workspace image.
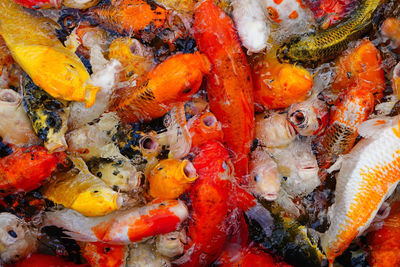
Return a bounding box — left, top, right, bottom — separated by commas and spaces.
180, 160, 198, 182
262, 192, 278, 201
139, 135, 159, 152
201, 114, 217, 128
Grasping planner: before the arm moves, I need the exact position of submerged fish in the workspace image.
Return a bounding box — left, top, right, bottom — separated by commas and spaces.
0, 0, 99, 107
277, 0, 383, 64
321, 116, 400, 264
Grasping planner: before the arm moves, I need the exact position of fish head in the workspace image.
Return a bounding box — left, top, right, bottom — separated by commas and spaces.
0, 213, 37, 263
71, 188, 122, 217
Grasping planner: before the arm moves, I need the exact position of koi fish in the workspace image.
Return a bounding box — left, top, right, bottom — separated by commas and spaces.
0, 0, 99, 107
304, 0, 357, 29
331, 40, 385, 98
22, 76, 70, 153
381, 17, 400, 52
232, 0, 270, 53
108, 37, 153, 82
277, 0, 383, 64
367, 201, 400, 267
287, 95, 329, 136
193, 0, 255, 181
315, 85, 375, 174
320, 116, 400, 264
252, 53, 314, 110
110, 52, 210, 123
43, 157, 123, 217
81, 242, 127, 267
262, 0, 311, 26
14, 253, 86, 267
0, 146, 66, 196
0, 213, 38, 264
187, 111, 224, 148
44, 200, 188, 244
249, 146, 280, 201
255, 112, 297, 148
89, 0, 169, 37
148, 159, 198, 200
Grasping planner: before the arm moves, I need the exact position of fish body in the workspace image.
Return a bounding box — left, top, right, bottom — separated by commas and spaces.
232, 0, 270, 53
193, 0, 255, 181
315, 85, 375, 173
187, 111, 224, 148
392, 62, 400, 99
180, 141, 237, 266
0, 89, 41, 147
108, 37, 153, 82
252, 54, 314, 110
148, 159, 197, 200
262, 0, 310, 26
0, 0, 99, 107
321, 116, 400, 263
111, 52, 210, 123
14, 254, 86, 267
0, 213, 38, 264
332, 40, 385, 98
43, 157, 122, 217
367, 201, 400, 267
43, 199, 188, 244
89, 0, 168, 37
0, 146, 65, 196
277, 0, 383, 64
81, 242, 127, 267
22, 76, 70, 153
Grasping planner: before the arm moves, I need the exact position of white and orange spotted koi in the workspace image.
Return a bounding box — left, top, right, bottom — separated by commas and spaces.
321, 115, 400, 265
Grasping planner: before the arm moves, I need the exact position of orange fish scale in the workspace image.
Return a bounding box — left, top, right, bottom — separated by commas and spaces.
327, 154, 400, 260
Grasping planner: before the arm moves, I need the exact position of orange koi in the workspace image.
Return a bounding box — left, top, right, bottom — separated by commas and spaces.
252, 53, 313, 110
187, 111, 224, 148
148, 159, 198, 200
81, 242, 127, 267
0, 146, 66, 196
44, 199, 188, 244
331, 40, 385, 99
367, 201, 400, 267
381, 17, 400, 52
13, 253, 87, 267
89, 0, 168, 37
320, 116, 400, 264
315, 85, 374, 174
193, 0, 255, 181
110, 52, 210, 123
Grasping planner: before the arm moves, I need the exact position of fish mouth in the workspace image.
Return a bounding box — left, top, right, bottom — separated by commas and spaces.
140, 135, 159, 152
262, 193, 278, 201
180, 160, 198, 182
201, 113, 218, 128
0, 89, 21, 105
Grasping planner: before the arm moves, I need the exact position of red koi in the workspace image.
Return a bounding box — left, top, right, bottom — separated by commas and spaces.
193, 0, 255, 182
13, 253, 87, 267
0, 146, 66, 196
81, 242, 127, 267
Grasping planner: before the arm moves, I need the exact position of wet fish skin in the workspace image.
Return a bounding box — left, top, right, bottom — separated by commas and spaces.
277, 0, 383, 64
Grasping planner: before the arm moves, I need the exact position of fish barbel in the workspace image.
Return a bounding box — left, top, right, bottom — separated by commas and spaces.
321, 115, 400, 264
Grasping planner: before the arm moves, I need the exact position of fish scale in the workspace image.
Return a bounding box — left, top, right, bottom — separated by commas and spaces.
321, 116, 400, 264
277, 0, 384, 64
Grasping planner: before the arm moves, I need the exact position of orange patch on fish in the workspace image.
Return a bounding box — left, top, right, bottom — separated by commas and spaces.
393, 119, 400, 139
326, 155, 400, 260
295, 0, 306, 8
267, 7, 282, 23
288, 10, 298, 19
273, 0, 283, 4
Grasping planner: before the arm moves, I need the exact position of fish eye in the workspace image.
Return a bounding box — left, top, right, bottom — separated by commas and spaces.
157, 167, 163, 171
8, 230, 17, 238
222, 161, 228, 170
254, 174, 260, 182
103, 247, 111, 253
63, 15, 76, 30
182, 87, 192, 94
93, 190, 99, 194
